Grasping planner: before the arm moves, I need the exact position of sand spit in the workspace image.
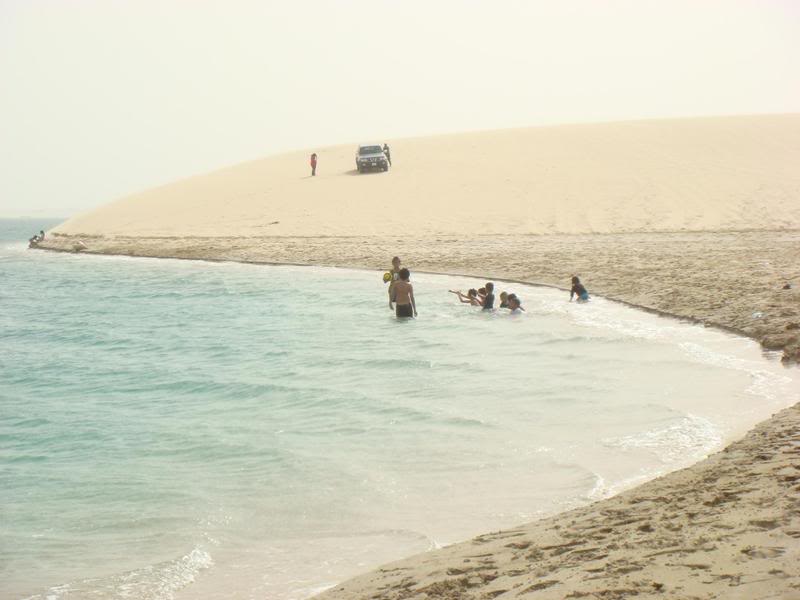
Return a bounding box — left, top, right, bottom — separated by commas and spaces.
36, 114, 800, 598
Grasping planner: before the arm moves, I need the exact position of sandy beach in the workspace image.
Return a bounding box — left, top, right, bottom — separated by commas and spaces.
36, 114, 800, 598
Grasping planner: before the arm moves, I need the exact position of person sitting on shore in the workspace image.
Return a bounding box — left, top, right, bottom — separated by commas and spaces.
499, 291, 509, 309
570, 276, 590, 302
450, 288, 481, 306
393, 268, 417, 318
481, 282, 495, 310
508, 294, 524, 314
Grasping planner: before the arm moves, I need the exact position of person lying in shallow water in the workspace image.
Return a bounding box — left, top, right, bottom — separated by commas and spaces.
450, 283, 495, 309
450, 288, 481, 306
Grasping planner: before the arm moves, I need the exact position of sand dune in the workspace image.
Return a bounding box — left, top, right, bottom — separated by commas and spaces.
53, 114, 800, 238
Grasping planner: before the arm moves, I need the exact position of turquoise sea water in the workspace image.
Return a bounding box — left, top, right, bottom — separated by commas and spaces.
1, 219, 797, 600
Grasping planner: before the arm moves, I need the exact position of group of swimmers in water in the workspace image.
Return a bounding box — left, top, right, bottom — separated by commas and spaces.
384, 256, 590, 319
449, 283, 525, 313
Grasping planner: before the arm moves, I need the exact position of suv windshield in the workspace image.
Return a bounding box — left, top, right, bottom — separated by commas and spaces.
359, 146, 383, 156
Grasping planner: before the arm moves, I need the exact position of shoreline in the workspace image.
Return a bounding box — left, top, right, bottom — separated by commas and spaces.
32, 244, 758, 343
31, 245, 776, 351
32, 234, 800, 598
33, 231, 800, 361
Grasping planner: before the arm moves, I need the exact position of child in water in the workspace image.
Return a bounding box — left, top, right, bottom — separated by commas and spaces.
387, 256, 402, 309
481, 282, 495, 310
570, 276, 590, 302
508, 294, 525, 313
508, 294, 525, 314
393, 268, 417, 318
450, 288, 481, 306
499, 291, 509, 308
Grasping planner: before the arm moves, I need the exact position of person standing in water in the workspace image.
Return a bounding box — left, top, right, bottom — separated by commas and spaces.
310, 153, 318, 176
570, 276, 590, 302
387, 256, 402, 309
481, 282, 495, 310
382, 143, 391, 166
393, 268, 417, 318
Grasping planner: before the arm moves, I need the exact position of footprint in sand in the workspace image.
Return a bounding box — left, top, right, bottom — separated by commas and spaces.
740, 545, 785, 559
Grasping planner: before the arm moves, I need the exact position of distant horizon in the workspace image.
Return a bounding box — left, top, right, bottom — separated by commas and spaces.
0, 215, 69, 221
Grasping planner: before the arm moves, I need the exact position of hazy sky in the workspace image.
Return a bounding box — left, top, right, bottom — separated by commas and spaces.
2, 0, 799, 217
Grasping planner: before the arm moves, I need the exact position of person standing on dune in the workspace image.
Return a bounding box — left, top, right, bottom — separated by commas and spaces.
310, 153, 318, 176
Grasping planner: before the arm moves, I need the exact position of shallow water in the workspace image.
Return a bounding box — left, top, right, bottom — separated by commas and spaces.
1, 219, 796, 600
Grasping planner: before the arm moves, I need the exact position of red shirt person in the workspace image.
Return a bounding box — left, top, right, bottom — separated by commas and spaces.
310, 153, 318, 176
